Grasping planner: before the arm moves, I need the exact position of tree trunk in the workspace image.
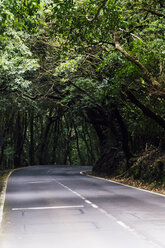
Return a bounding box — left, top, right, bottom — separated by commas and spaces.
112, 106, 132, 166
39, 118, 54, 165
73, 125, 84, 165
29, 110, 35, 165
14, 112, 27, 168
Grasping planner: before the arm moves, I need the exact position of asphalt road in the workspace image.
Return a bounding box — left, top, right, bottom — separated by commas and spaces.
0, 165, 165, 248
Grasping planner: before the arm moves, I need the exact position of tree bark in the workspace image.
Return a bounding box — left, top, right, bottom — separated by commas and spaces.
39, 118, 54, 164
63, 121, 73, 165
112, 106, 132, 164
73, 125, 84, 165
14, 112, 27, 168
29, 110, 35, 165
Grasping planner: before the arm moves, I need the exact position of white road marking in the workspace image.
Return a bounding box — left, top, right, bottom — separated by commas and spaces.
91, 204, 98, 209
27, 180, 53, 184
0, 170, 14, 226
53, 178, 135, 233
27, 181, 43, 184
12, 205, 84, 211
80, 171, 165, 198
117, 221, 134, 232
54, 179, 99, 210
84, 200, 98, 208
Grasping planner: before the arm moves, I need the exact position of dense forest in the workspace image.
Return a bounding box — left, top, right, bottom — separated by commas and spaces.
0, 0, 165, 185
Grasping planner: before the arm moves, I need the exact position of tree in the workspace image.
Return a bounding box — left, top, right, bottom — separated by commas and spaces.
39, 0, 165, 173
0, 0, 165, 181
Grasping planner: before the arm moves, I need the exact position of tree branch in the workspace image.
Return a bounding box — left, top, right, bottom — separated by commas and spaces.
112, 31, 161, 89
86, 0, 108, 22
0, 86, 8, 92
67, 81, 96, 102
126, 90, 165, 130
23, 92, 62, 101
142, 8, 165, 18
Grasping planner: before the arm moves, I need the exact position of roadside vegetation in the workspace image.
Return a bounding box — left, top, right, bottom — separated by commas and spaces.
0, 0, 165, 192
0, 170, 11, 205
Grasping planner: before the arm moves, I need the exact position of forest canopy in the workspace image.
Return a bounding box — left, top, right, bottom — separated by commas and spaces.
0, 0, 165, 184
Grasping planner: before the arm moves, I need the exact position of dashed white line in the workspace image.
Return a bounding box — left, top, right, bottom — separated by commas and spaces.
117, 221, 134, 231
91, 204, 98, 209
54, 180, 99, 210
53, 178, 136, 234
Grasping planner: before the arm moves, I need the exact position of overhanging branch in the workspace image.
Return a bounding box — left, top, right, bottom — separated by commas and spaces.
112, 30, 161, 89
23, 92, 62, 101
142, 8, 165, 18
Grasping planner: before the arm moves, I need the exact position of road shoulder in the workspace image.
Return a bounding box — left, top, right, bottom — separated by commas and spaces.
81, 171, 165, 196
0, 170, 14, 225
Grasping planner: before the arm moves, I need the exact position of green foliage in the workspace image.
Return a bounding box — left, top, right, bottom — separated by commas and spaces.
46, 0, 121, 46
0, 0, 165, 187
0, 28, 39, 91
54, 56, 83, 75
0, 0, 42, 32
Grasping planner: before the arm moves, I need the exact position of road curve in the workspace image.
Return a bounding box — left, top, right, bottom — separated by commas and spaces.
0, 165, 165, 248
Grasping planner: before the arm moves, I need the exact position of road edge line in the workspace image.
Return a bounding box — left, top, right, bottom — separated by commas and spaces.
0, 170, 15, 226
80, 171, 165, 198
